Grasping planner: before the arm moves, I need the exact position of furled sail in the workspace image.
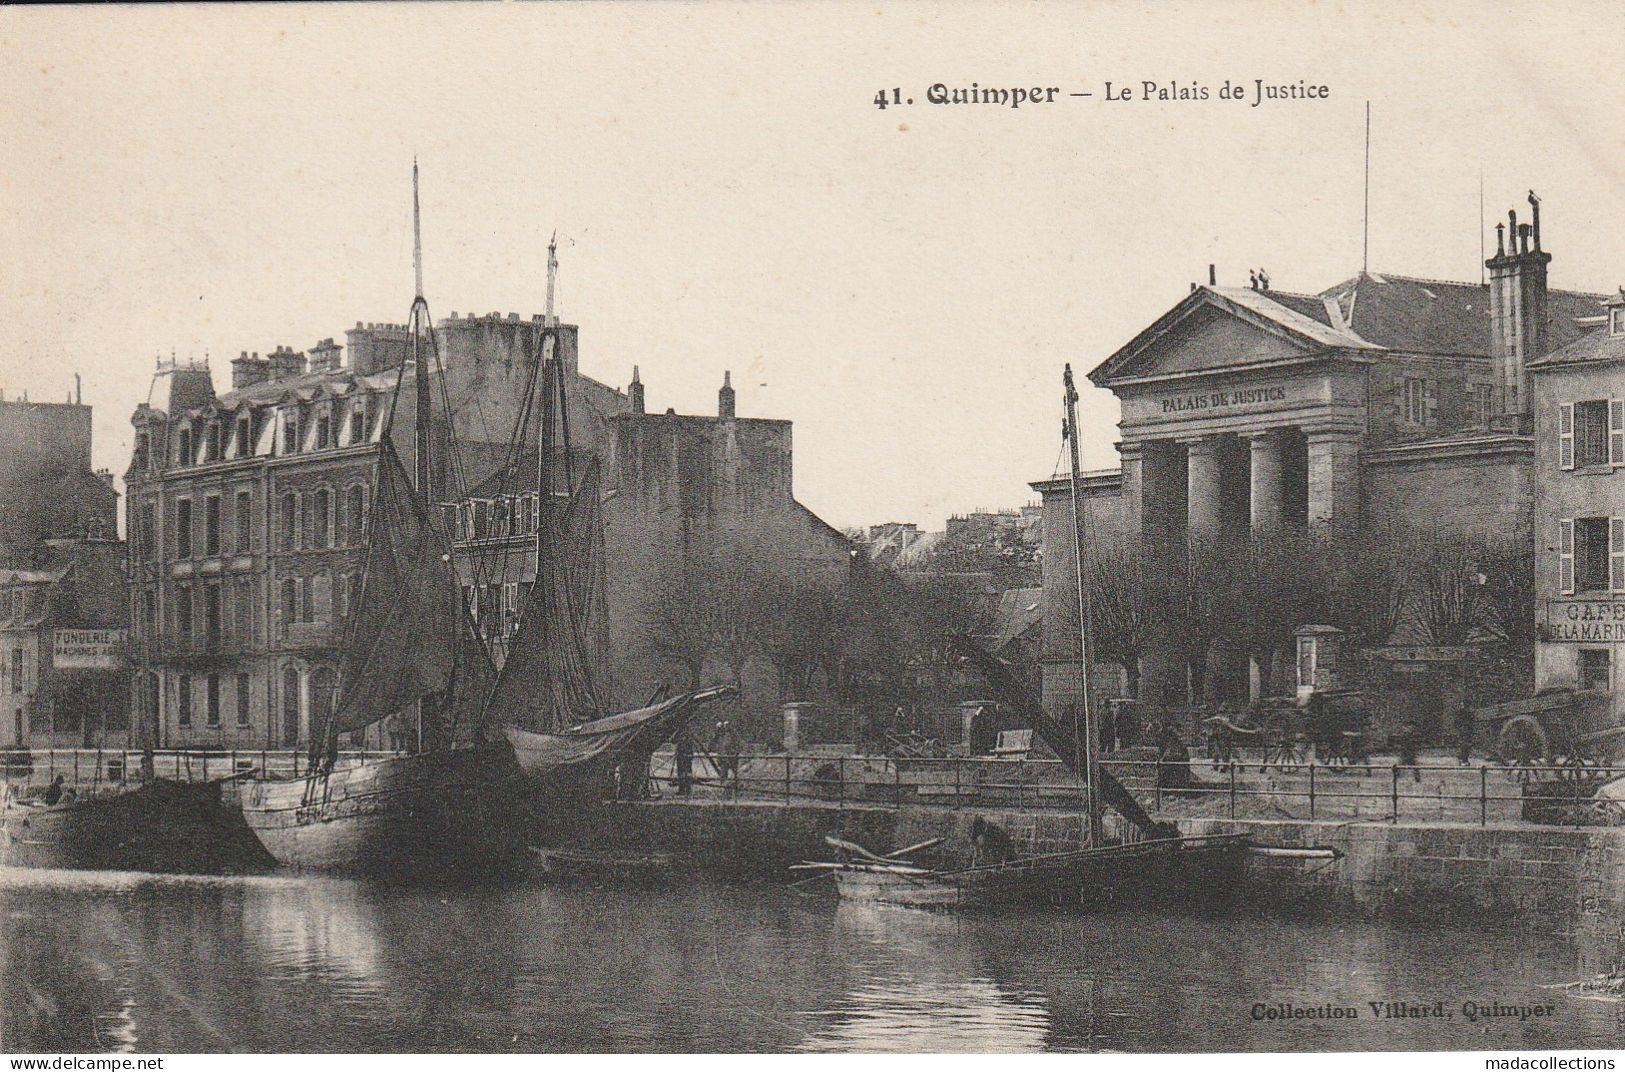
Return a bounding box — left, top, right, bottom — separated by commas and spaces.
324, 442, 491, 738
481, 459, 607, 733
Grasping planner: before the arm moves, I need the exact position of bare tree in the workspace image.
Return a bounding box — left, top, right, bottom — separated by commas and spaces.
1234, 525, 1334, 695
1081, 536, 1152, 699
1328, 521, 1417, 647
652, 552, 764, 691
756, 578, 843, 703
1413, 535, 1485, 646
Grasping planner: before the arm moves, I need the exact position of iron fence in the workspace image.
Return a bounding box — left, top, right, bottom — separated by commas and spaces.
643, 750, 1625, 828
0, 747, 406, 797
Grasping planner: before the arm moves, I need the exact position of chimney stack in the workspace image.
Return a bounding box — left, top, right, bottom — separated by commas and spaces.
628, 365, 645, 414
1208, 264, 1216, 286
266, 346, 307, 383
231, 351, 270, 390
718, 370, 735, 420
307, 338, 342, 373
1486, 190, 1552, 428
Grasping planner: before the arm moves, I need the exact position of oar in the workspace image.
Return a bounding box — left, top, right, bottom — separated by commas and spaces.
884, 837, 944, 860
823, 835, 894, 864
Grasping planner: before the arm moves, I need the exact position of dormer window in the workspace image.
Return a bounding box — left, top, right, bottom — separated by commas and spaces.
177, 428, 193, 466
282, 409, 300, 454
316, 414, 332, 450
1611, 306, 1624, 338
236, 415, 252, 456
205, 422, 222, 463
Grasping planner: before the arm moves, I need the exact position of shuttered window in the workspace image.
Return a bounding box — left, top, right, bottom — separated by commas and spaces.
1559, 518, 1575, 595
1559, 402, 1575, 470
1613, 517, 1625, 593
1611, 399, 1624, 467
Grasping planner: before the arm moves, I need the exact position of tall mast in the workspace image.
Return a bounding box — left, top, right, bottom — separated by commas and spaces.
412, 160, 431, 505
545, 231, 558, 325
412, 161, 433, 753
536, 239, 558, 576
1063, 364, 1104, 846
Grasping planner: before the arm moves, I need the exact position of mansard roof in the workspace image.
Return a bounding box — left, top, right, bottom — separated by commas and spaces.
1090, 271, 1613, 386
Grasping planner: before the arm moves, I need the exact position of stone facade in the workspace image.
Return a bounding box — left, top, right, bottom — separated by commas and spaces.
0, 540, 128, 749
1529, 290, 1625, 722
0, 391, 127, 749
448, 370, 853, 726
0, 397, 118, 562
1033, 193, 1612, 725
124, 314, 631, 751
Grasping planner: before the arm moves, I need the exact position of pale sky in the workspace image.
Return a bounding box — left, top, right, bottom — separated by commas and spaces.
1, 2, 1621, 531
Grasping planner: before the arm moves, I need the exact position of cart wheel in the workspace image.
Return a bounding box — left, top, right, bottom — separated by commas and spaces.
1591, 798, 1625, 826
1557, 745, 1599, 784
1496, 715, 1549, 776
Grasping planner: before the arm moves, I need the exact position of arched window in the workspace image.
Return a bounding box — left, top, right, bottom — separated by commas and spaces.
281, 664, 301, 747
347, 485, 367, 544
280, 577, 297, 633
177, 673, 192, 727
313, 489, 331, 548
309, 668, 336, 731
279, 493, 297, 551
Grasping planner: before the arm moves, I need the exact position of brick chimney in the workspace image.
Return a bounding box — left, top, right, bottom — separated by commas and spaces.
266, 346, 307, 383
718, 370, 735, 419
231, 351, 269, 390
628, 365, 645, 414
307, 338, 342, 373
1486, 190, 1552, 428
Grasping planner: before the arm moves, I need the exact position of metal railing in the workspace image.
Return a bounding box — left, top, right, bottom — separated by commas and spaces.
0, 747, 405, 797
642, 750, 1625, 828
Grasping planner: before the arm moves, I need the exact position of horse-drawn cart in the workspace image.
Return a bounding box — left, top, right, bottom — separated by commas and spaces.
1201, 689, 1371, 771
1474, 688, 1619, 780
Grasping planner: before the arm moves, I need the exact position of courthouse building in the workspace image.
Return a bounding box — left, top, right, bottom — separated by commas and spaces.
1530, 289, 1625, 720
1033, 193, 1614, 726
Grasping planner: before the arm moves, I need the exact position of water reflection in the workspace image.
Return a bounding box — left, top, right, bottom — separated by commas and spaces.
2, 866, 1622, 1053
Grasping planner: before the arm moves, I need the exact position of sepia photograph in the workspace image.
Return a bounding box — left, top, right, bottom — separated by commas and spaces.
0, 0, 1623, 1058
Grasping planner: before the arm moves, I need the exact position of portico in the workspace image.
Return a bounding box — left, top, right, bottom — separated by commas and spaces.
1034, 205, 1614, 738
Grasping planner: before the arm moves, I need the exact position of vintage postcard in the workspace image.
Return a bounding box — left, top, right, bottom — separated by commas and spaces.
1, 0, 1623, 1060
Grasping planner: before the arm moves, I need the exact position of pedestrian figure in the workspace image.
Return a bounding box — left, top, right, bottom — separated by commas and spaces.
43, 773, 65, 806
1454, 704, 1475, 766
970, 816, 1017, 866
1395, 721, 1422, 783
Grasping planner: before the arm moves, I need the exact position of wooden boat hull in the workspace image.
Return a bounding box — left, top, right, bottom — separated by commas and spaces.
239, 742, 528, 881
830, 835, 1254, 912
1, 779, 272, 874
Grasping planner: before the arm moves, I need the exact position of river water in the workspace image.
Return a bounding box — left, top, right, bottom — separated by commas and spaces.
1, 866, 1621, 1053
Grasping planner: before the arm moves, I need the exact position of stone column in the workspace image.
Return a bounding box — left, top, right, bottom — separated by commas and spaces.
1248, 429, 1287, 529
1182, 435, 1224, 543
1306, 428, 1362, 531
1116, 441, 1145, 538
782, 702, 812, 753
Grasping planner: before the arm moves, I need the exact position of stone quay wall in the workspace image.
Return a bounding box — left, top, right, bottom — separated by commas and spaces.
584, 798, 1625, 945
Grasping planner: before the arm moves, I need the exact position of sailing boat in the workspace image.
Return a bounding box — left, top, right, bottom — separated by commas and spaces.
802, 365, 1342, 910
474, 241, 733, 816
238, 167, 527, 880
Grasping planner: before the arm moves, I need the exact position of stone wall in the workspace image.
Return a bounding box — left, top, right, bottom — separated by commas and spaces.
587, 797, 1625, 942
1362, 446, 1534, 541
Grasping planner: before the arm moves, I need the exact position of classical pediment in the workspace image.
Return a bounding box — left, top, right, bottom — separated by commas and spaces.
1090, 286, 1375, 387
